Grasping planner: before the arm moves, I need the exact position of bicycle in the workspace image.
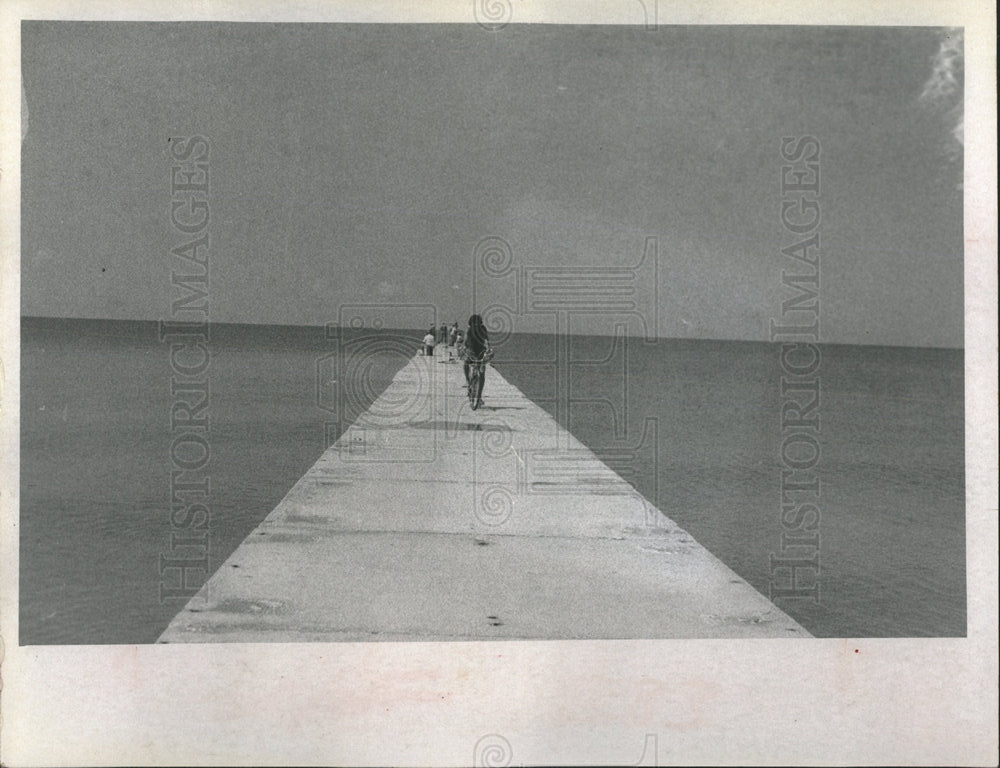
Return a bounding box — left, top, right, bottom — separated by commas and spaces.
467, 359, 486, 409
465, 347, 494, 410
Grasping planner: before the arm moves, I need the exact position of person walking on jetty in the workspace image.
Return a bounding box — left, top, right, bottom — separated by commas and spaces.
422, 327, 435, 356
447, 321, 461, 362
463, 313, 493, 409
437, 323, 448, 357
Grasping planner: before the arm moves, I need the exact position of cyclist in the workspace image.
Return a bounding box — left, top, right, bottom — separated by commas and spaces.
463, 313, 492, 409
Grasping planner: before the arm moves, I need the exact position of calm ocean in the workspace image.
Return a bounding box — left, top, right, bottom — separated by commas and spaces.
19, 319, 964, 643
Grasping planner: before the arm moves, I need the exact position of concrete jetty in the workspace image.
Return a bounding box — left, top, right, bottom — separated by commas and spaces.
159, 354, 809, 642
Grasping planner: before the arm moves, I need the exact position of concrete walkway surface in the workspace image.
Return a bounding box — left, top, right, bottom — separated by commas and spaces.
158, 354, 810, 642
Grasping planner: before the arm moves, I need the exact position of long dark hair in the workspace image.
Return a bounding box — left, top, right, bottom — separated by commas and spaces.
466, 314, 489, 356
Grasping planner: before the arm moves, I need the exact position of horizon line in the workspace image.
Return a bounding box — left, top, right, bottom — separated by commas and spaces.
19, 314, 965, 352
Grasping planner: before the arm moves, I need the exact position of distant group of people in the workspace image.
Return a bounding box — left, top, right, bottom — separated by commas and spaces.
422, 321, 463, 360
421, 314, 492, 408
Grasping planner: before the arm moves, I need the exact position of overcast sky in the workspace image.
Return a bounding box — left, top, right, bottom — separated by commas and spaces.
21, 23, 963, 347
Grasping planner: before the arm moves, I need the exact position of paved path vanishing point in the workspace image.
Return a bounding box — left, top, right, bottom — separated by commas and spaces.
159, 353, 810, 642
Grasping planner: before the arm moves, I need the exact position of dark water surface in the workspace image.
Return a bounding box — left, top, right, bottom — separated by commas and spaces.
20, 320, 964, 642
